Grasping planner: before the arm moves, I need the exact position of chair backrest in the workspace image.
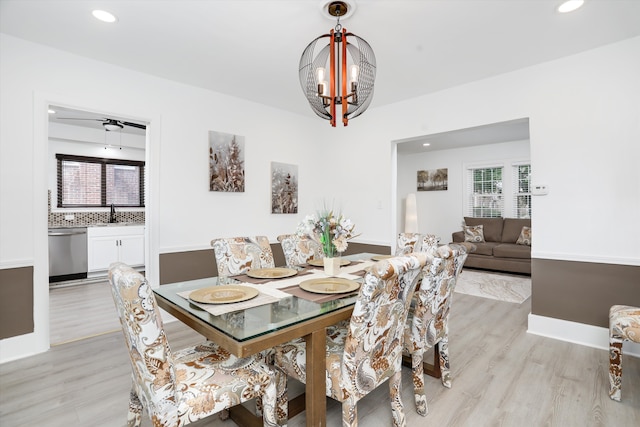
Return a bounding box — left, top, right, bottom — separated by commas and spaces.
406, 244, 469, 353
211, 236, 275, 276
277, 233, 323, 266
395, 232, 422, 255
340, 253, 427, 400
421, 234, 441, 256
108, 262, 179, 424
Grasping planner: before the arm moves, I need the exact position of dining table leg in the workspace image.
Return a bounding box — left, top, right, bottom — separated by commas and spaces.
305, 328, 327, 427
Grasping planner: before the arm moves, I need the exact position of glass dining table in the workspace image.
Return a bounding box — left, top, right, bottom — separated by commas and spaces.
153, 252, 381, 427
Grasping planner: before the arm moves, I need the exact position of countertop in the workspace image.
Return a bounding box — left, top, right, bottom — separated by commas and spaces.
48, 222, 145, 229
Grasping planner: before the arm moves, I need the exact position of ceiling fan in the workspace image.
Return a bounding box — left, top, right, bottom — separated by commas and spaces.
57, 117, 146, 131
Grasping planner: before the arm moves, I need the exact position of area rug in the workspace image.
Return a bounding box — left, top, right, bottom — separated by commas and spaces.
455, 269, 531, 304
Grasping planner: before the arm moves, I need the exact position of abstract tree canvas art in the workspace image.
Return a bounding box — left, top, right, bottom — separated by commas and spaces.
209, 130, 245, 192
417, 168, 448, 191
271, 162, 298, 214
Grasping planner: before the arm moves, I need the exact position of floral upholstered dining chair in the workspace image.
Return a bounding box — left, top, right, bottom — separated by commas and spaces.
211, 236, 275, 277
277, 233, 323, 266
395, 232, 422, 255
274, 253, 427, 427
404, 243, 471, 416
609, 304, 640, 401
421, 233, 441, 256
108, 262, 286, 427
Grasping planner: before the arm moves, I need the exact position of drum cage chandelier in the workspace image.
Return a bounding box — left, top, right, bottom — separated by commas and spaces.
299, 1, 376, 127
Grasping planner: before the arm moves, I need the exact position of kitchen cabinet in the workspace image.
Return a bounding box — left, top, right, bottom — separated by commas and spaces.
87, 226, 145, 273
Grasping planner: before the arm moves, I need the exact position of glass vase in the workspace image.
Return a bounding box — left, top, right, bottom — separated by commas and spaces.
323, 257, 341, 276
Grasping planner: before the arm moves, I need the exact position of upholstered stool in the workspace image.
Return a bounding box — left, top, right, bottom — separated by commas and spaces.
609, 305, 640, 401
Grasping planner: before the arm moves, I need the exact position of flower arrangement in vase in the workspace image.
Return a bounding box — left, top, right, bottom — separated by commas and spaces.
297, 208, 358, 275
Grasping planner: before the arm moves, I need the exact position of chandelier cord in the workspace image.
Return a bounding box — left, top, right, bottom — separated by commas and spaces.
334, 3, 343, 32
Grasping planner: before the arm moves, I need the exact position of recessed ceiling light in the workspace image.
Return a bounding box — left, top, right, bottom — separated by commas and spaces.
92, 10, 118, 23
557, 0, 584, 13
48, 109, 56, 114
423, 143, 431, 147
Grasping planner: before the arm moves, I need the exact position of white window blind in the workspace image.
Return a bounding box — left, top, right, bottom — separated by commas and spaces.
466, 166, 503, 218
513, 163, 531, 218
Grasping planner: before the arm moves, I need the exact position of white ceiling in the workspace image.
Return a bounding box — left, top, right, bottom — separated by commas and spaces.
2, 0, 640, 146
396, 117, 530, 154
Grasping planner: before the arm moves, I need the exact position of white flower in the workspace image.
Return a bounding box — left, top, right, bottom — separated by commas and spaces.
296, 208, 358, 256
333, 235, 348, 252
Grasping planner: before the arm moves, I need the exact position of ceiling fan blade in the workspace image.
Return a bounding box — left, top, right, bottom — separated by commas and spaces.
122, 121, 146, 130
57, 117, 105, 121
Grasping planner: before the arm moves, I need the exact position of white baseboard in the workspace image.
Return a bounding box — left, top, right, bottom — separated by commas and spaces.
528, 314, 640, 358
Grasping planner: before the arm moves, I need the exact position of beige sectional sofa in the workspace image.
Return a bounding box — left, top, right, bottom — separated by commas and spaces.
452, 217, 531, 275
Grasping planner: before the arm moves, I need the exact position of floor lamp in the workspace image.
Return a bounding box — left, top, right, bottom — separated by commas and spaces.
405, 193, 418, 233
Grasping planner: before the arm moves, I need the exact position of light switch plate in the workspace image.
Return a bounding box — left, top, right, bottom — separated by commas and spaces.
532, 184, 549, 195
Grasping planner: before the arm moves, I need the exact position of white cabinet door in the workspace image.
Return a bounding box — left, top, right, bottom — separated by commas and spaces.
88, 236, 119, 272
119, 235, 145, 267
87, 226, 145, 273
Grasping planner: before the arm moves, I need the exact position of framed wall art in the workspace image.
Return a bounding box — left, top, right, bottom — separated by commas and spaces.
209, 130, 245, 192
417, 168, 448, 191
271, 162, 298, 214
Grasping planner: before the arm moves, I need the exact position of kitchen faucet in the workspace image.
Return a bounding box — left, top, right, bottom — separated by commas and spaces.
109, 204, 117, 223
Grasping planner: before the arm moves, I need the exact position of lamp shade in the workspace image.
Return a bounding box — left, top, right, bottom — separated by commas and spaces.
404, 193, 418, 233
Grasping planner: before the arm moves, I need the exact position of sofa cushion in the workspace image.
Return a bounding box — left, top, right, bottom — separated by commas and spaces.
516, 226, 531, 246
470, 242, 501, 256
463, 225, 485, 242
502, 218, 531, 243
464, 217, 504, 242
493, 243, 531, 259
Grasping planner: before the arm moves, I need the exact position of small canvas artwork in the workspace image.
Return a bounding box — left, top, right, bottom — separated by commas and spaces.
209, 130, 245, 192
417, 168, 448, 191
271, 162, 298, 214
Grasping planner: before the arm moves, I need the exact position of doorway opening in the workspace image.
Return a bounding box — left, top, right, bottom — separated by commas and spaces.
47, 104, 148, 345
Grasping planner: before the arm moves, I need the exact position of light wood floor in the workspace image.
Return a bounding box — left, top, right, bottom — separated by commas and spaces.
3, 286, 639, 426
49, 280, 121, 345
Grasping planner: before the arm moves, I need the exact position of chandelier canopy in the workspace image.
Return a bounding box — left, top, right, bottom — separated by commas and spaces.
299, 1, 376, 127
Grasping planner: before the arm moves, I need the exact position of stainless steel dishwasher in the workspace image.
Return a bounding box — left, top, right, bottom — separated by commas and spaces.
48, 227, 88, 283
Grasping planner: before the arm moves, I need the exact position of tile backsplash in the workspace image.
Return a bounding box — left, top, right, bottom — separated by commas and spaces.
48, 190, 145, 227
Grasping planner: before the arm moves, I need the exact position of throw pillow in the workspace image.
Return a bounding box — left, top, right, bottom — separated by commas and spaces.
463, 225, 485, 243
516, 226, 531, 246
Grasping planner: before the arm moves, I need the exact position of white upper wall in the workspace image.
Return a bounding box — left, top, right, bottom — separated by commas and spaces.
330, 36, 640, 266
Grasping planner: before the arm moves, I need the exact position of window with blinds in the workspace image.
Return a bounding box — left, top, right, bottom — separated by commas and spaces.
56, 154, 145, 208
467, 166, 503, 218
513, 164, 531, 218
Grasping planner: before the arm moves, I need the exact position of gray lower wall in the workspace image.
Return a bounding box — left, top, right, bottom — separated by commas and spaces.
0, 266, 34, 339
531, 258, 640, 328
159, 241, 391, 285
1, 250, 634, 340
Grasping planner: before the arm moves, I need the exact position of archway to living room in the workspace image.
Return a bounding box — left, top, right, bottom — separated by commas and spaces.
392, 117, 532, 301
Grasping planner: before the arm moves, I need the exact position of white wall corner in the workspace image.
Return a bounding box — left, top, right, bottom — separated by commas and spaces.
0, 333, 48, 364
528, 314, 640, 358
